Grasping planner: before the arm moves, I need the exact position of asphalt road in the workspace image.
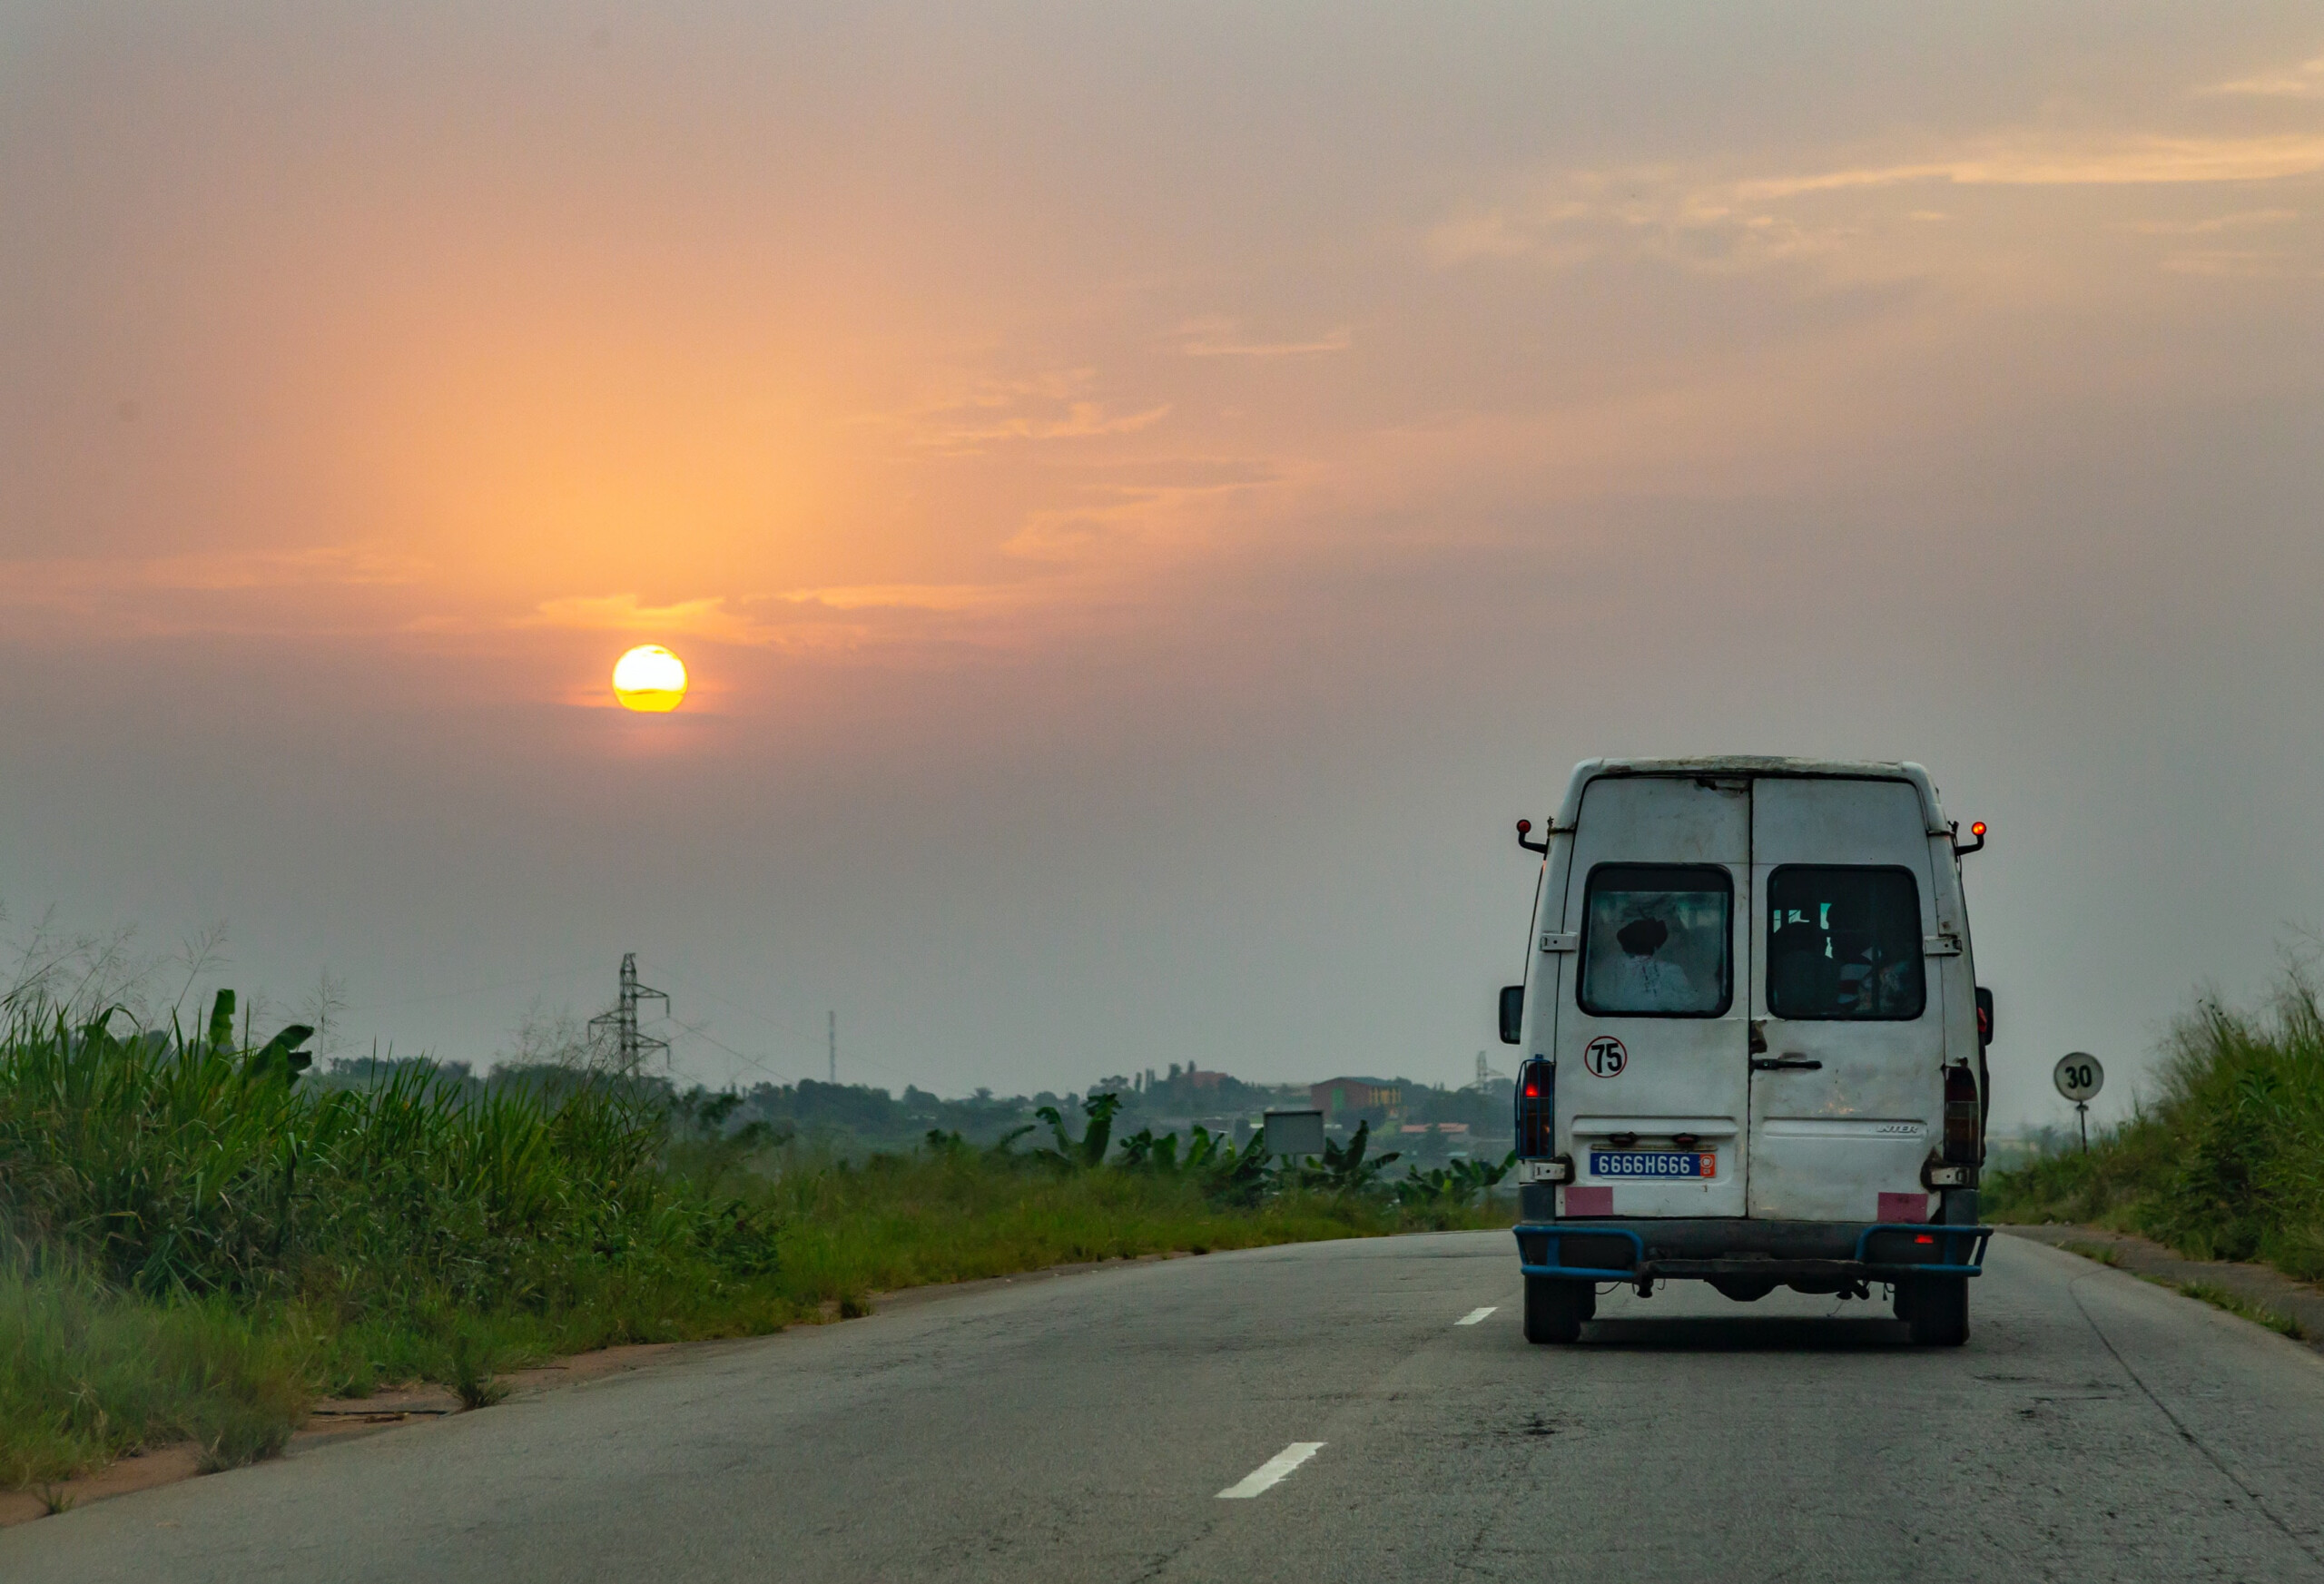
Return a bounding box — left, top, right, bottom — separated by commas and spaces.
10, 1230, 2324, 1582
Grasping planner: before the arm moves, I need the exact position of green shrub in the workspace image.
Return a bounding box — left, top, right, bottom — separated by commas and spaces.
1986, 969, 2324, 1279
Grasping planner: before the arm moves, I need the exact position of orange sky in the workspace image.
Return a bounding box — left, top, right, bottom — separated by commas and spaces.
4, 5, 2322, 1118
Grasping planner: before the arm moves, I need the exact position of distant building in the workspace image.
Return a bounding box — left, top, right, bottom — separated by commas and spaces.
1311, 1077, 1403, 1119
1399, 1121, 1469, 1135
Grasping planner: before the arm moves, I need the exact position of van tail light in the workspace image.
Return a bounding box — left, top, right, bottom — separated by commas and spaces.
1943, 1063, 1981, 1165
1516, 1058, 1554, 1158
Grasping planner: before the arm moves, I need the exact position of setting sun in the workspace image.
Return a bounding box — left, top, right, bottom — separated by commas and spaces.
611, 644, 688, 713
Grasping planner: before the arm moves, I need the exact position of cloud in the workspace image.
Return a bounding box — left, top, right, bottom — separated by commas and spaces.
1176, 317, 1353, 358
925, 400, 1172, 447
1001, 472, 1282, 563
1424, 204, 1597, 267
1736, 134, 2324, 197
2122, 208, 2299, 234
2208, 54, 2324, 97
0, 545, 430, 633
1428, 125, 2324, 277
522, 593, 787, 645
1428, 170, 1856, 275
2157, 248, 2299, 278
862, 367, 1173, 454
777, 584, 1005, 613
3, 545, 427, 595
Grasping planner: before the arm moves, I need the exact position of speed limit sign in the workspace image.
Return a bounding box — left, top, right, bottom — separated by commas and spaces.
2053, 1053, 2103, 1102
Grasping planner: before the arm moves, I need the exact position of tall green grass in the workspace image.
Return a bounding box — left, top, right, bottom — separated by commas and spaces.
0, 1263, 314, 1488
0, 1001, 1511, 1490
1986, 969, 2324, 1278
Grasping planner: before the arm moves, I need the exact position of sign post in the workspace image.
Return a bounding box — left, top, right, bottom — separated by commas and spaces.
2053, 1053, 2103, 1153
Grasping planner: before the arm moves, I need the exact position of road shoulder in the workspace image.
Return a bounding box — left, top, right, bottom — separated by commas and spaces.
2001, 1223, 2324, 1352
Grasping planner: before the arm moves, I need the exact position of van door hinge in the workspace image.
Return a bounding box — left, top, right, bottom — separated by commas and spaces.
1539, 932, 1580, 954
1924, 934, 1964, 957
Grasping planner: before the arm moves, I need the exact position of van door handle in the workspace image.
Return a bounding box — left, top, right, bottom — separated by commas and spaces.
1750, 1056, 1823, 1072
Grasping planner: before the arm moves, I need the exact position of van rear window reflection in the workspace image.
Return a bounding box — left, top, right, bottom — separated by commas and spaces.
1767, 866, 1925, 1020
1579, 865, 1733, 1018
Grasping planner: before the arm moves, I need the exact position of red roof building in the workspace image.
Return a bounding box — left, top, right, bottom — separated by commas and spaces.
1310, 1077, 1403, 1119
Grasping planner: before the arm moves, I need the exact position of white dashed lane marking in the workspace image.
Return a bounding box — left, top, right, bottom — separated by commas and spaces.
1216, 1442, 1325, 1499
1456, 1306, 1497, 1325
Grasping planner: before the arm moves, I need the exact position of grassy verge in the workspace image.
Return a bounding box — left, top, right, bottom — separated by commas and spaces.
1, 1264, 315, 1489
1, 1003, 1508, 1490
2166, 1277, 2308, 1340
1986, 967, 2324, 1282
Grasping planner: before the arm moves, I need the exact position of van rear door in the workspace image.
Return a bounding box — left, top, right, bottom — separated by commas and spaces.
1552, 774, 1749, 1218
1746, 777, 1944, 1224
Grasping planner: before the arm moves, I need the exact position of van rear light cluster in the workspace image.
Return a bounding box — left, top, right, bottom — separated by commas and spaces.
1943, 1063, 1981, 1164
1516, 1058, 1554, 1157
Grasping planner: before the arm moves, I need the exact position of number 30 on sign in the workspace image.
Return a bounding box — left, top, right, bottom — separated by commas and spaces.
2053, 1053, 2102, 1102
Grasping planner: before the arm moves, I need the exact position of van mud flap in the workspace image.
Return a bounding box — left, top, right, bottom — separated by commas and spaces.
1513, 1223, 1992, 1284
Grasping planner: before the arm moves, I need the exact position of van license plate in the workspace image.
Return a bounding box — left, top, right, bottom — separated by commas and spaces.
1590, 1150, 1717, 1178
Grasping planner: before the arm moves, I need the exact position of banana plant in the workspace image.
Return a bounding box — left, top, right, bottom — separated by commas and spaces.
1393, 1151, 1517, 1208
1295, 1120, 1399, 1195
1030, 1091, 1120, 1169
246, 1023, 316, 1087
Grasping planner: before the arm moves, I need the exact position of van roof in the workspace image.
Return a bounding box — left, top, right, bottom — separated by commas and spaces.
1556, 757, 1948, 833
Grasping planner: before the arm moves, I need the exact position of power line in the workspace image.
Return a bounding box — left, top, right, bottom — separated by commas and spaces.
644, 962, 920, 1086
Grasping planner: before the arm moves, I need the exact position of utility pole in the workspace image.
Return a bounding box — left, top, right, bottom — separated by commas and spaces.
588, 952, 670, 1077
828, 1009, 837, 1085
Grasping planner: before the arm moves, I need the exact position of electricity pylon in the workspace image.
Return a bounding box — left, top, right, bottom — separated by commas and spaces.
588, 952, 670, 1077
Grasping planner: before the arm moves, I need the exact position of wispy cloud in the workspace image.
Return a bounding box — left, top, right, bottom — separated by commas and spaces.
777, 584, 1005, 613
2157, 248, 2300, 278
1735, 133, 2324, 197
2122, 208, 2299, 235
1001, 472, 1282, 564
17, 545, 425, 595
927, 400, 1172, 447
1428, 126, 2324, 276
523, 593, 786, 645
862, 367, 1173, 455
0, 545, 429, 631
524, 585, 1032, 659
1176, 317, 1353, 358
2208, 54, 2324, 97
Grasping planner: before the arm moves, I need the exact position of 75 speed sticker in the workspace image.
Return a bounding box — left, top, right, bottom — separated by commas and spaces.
1582, 1035, 1628, 1077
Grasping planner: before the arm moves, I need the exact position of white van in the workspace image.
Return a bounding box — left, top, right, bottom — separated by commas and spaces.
1500, 758, 1992, 1345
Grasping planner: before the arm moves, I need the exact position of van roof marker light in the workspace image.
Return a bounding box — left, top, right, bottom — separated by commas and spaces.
1952, 820, 1987, 857
1516, 818, 1549, 855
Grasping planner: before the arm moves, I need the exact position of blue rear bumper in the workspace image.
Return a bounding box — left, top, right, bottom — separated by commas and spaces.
1514, 1221, 1992, 1283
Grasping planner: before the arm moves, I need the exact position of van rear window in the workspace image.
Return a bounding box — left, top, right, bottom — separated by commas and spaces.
1766, 866, 1925, 1020
1578, 865, 1733, 1018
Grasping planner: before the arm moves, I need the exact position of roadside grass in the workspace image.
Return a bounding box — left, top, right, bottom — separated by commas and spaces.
0, 1261, 313, 1488
1, 1002, 1512, 1491
2130, 1274, 2309, 1341
2056, 1241, 2310, 1342
1985, 968, 2324, 1284
764, 1144, 1502, 1305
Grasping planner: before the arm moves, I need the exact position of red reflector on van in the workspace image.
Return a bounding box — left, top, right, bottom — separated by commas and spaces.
1915, 1235, 1935, 1245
